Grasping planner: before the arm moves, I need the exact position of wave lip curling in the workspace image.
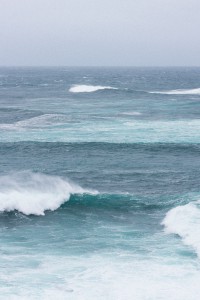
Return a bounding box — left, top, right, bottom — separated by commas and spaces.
0, 171, 96, 216
162, 201, 200, 257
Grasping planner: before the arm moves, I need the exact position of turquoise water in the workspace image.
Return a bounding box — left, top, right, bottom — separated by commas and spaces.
1, 67, 200, 299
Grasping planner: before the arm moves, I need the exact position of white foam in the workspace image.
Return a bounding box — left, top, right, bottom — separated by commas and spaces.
162, 201, 200, 257
69, 85, 118, 93
0, 171, 96, 215
39, 83, 49, 87
2, 118, 200, 143
4, 253, 200, 300
16, 114, 67, 128
0, 114, 68, 130
150, 88, 200, 95
122, 111, 142, 116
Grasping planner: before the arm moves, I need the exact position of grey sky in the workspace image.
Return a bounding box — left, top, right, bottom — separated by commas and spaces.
0, 0, 200, 66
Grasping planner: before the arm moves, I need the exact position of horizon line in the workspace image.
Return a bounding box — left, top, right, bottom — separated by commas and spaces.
0, 65, 200, 68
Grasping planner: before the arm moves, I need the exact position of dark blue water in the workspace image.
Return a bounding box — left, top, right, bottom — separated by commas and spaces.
0, 67, 200, 300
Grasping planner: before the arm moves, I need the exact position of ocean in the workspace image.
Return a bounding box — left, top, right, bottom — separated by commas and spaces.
0, 67, 200, 299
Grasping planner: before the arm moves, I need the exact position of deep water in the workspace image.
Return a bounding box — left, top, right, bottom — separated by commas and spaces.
1, 67, 200, 300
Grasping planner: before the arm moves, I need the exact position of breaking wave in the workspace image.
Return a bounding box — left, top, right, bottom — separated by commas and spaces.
122, 111, 142, 116
69, 85, 118, 93
150, 88, 200, 95
162, 200, 200, 257
16, 114, 68, 128
0, 171, 96, 215
0, 114, 68, 129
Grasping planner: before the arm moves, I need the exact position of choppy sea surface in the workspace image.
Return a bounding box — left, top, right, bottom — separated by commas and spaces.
1, 67, 200, 299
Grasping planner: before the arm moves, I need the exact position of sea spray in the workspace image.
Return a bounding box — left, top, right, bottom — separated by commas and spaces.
0, 171, 96, 215
162, 201, 200, 257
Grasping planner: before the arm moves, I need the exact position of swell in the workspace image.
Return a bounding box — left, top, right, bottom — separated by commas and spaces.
0, 113, 68, 129
62, 193, 180, 211
2, 141, 200, 154
0, 172, 184, 217
0, 108, 43, 125
2, 118, 200, 144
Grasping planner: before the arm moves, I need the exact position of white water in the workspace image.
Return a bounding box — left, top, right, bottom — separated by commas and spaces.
122, 111, 142, 116
150, 88, 200, 95
2, 251, 200, 300
2, 118, 200, 143
162, 200, 200, 258
69, 85, 118, 93
0, 172, 96, 215
0, 114, 68, 130
16, 114, 68, 127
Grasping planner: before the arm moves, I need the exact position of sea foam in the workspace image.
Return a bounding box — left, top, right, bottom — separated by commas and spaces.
162, 201, 200, 257
69, 85, 118, 93
122, 111, 142, 116
15, 114, 68, 128
0, 171, 96, 215
150, 88, 200, 95
0, 114, 68, 130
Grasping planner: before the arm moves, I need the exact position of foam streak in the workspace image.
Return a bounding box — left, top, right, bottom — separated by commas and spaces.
150, 88, 200, 95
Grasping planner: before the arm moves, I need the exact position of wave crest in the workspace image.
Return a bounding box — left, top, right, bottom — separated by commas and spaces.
162, 201, 200, 257
69, 85, 118, 93
0, 172, 96, 215
15, 114, 68, 128
150, 88, 200, 95
0, 114, 68, 130
122, 111, 142, 116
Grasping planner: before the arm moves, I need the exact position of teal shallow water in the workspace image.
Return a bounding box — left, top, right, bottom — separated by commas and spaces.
0, 67, 200, 299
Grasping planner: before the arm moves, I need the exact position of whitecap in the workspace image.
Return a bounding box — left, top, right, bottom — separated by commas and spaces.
16, 114, 68, 128
0, 171, 97, 215
122, 111, 142, 116
39, 83, 49, 87
0, 114, 68, 130
69, 85, 118, 93
150, 88, 200, 95
162, 200, 200, 257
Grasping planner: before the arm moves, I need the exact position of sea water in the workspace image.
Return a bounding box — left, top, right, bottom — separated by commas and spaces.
0, 67, 200, 299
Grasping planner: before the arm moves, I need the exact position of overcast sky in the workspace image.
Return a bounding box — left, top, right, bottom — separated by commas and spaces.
0, 0, 200, 66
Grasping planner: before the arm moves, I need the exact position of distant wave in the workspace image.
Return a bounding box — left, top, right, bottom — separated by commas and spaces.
122, 111, 142, 116
150, 88, 200, 95
0, 114, 68, 129
69, 85, 118, 93
16, 114, 68, 128
38, 83, 49, 87
162, 200, 200, 258
2, 116, 200, 143
0, 171, 97, 215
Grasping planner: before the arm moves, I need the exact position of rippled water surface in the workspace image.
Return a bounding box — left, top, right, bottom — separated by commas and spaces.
1, 67, 200, 299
